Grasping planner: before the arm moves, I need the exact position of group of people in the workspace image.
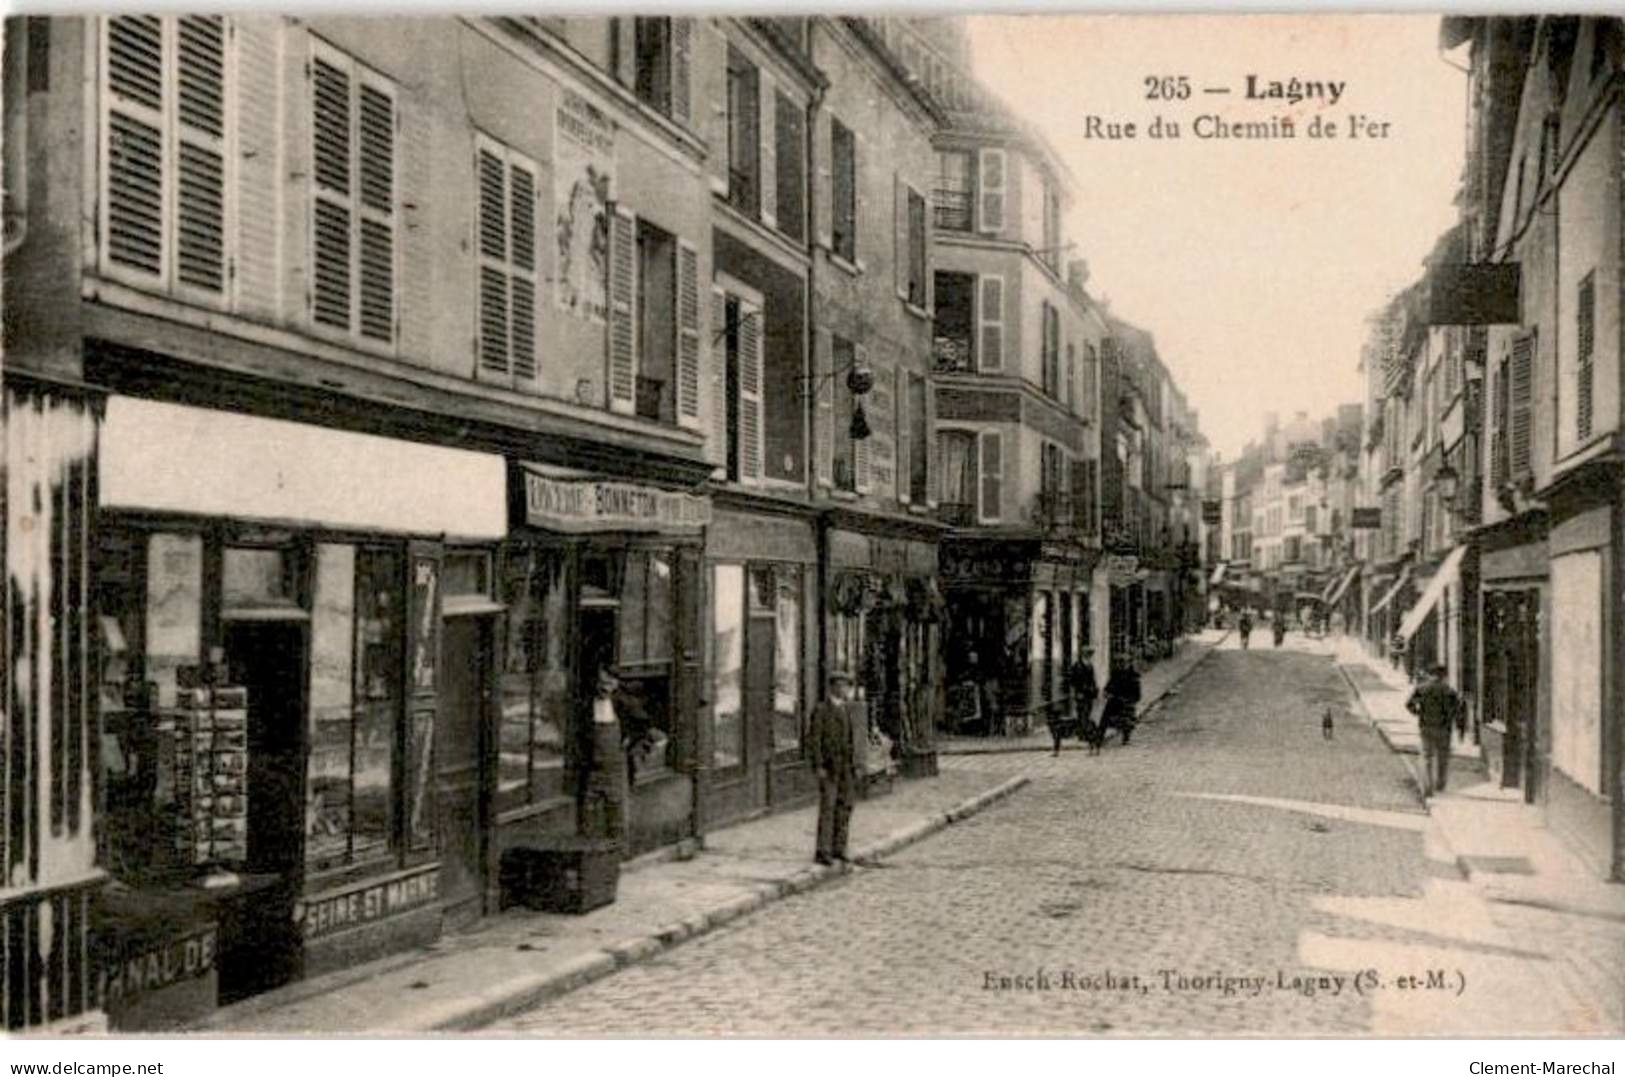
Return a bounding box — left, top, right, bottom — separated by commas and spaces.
1232, 609, 1288, 650
1046, 649, 1144, 756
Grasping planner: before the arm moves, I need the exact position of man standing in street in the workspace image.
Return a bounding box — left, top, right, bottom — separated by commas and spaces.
811, 670, 863, 865
1406, 663, 1464, 796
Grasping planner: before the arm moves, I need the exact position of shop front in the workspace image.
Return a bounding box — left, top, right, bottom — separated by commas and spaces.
93, 396, 507, 1025
1477, 515, 1549, 795
703, 501, 819, 827
827, 517, 945, 776
500, 465, 707, 860
942, 537, 1093, 737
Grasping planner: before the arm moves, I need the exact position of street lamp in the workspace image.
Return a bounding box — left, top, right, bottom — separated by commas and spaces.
1433, 462, 1460, 513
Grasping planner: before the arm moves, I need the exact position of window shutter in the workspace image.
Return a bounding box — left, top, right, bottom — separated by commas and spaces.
356, 78, 395, 344
173, 16, 226, 296
607, 204, 638, 414
924, 378, 938, 506
978, 274, 1004, 371
896, 371, 909, 504
977, 147, 1006, 233
854, 344, 872, 493
980, 429, 1003, 521
310, 53, 353, 331
104, 16, 167, 279
676, 240, 702, 427
1577, 272, 1595, 443
234, 15, 281, 321
475, 145, 510, 379
711, 285, 729, 474
670, 17, 692, 126
738, 297, 764, 482
894, 172, 908, 301
816, 330, 834, 487
509, 157, 538, 382
1510, 331, 1534, 476
758, 72, 776, 229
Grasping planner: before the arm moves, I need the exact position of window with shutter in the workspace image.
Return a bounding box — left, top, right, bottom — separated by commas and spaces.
606, 205, 638, 414
1510, 331, 1534, 476
713, 285, 731, 477
977, 148, 1006, 233
817, 331, 835, 488
1493, 356, 1510, 487
831, 119, 856, 263
774, 92, 805, 242
473, 136, 540, 387
1577, 271, 1595, 443
738, 297, 764, 482
978, 275, 1004, 371
854, 344, 872, 493
632, 17, 691, 126
979, 430, 1003, 522
101, 16, 229, 301
309, 41, 397, 350
676, 241, 701, 427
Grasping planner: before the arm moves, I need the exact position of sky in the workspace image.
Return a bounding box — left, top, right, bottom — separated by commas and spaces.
964, 14, 1468, 461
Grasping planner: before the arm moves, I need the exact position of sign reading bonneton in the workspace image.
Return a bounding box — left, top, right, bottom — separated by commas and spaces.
524, 473, 711, 533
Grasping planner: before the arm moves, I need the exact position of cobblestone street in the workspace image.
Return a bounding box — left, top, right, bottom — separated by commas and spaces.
498, 644, 1570, 1036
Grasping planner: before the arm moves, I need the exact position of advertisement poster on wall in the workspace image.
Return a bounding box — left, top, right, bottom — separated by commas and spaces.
555, 88, 616, 324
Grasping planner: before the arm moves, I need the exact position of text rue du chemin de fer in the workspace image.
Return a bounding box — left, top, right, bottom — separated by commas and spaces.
1080, 75, 1392, 143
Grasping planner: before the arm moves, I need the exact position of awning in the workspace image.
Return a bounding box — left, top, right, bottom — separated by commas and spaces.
1324, 565, 1360, 608
1398, 546, 1468, 642
1369, 566, 1412, 616
1210, 562, 1228, 585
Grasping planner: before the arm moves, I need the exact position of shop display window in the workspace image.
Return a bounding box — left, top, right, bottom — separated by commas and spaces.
222, 547, 298, 610
832, 609, 863, 691
307, 545, 403, 871
619, 549, 675, 782
772, 567, 802, 755
712, 564, 745, 770
499, 546, 570, 813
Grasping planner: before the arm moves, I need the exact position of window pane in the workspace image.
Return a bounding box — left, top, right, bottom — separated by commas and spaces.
500, 547, 569, 812
223, 547, 294, 608
308, 544, 356, 869
713, 565, 744, 770
351, 548, 401, 862
773, 566, 801, 753
443, 551, 487, 597
145, 532, 202, 711
647, 551, 674, 662
620, 552, 647, 664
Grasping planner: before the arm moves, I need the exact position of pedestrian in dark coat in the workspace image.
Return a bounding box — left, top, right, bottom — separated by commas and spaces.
1406, 663, 1464, 796
1102, 656, 1143, 745
1070, 649, 1100, 725
810, 671, 863, 864
1238, 611, 1253, 649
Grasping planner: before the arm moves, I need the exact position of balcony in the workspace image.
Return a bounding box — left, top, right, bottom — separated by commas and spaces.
1030, 491, 1074, 531
933, 189, 973, 232
933, 334, 974, 374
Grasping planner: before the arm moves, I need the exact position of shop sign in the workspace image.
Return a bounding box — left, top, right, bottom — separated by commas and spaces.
297, 866, 440, 941
524, 473, 711, 533
1202, 499, 1222, 525
99, 926, 217, 1007
941, 548, 1030, 582
1350, 507, 1382, 529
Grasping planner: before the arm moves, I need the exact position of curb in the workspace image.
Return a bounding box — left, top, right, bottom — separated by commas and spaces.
434, 774, 1030, 1031
1336, 663, 1428, 809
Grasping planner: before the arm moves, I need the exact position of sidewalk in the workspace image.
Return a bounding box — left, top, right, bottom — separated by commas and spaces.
938, 628, 1228, 755
201, 765, 1027, 1033
1326, 632, 1625, 1034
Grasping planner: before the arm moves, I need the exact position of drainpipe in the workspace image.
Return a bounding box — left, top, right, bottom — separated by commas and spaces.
806, 36, 829, 701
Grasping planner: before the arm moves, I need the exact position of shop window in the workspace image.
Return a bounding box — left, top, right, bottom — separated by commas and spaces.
307, 544, 403, 871
831, 609, 864, 688
618, 549, 676, 782
222, 546, 298, 610
773, 566, 803, 754
499, 546, 570, 813
712, 563, 745, 770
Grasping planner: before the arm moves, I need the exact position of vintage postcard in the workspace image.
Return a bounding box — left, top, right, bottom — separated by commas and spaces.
2, 9, 1622, 1048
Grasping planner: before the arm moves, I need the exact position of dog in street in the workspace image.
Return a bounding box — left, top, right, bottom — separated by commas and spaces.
1321, 707, 1335, 740
1078, 715, 1106, 755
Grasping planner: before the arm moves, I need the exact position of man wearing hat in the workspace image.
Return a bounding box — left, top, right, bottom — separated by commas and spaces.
809, 670, 863, 865
1405, 663, 1465, 796
1068, 648, 1099, 729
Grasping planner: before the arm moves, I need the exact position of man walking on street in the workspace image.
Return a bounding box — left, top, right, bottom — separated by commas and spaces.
1406, 663, 1464, 796
1238, 610, 1253, 649
811, 670, 863, 865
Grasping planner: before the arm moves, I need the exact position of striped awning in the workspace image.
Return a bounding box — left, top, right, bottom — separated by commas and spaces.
1210, 562, 1228, 585
1398, 546, 1468, 642
1324, 565, 1360, 608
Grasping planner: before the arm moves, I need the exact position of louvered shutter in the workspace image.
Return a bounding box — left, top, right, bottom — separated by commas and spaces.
977, 148, 1006, 234
104, 16, 167, 280
1510, 331, 1534, 476
854, 344, 872, 493
675, 240, 702, 427
310, 52, 353, 331
738, 297, 764, 483
980, 430, 1003, 522
234, 15, 281, 320
509, 157, 538, 383
711, 285, 728, 473
173, 16, 226, 296
978, 275, 1004, 371
607, 205, 638, 414
670, 18, 692, 127
896, 372, 909, 504
924, 377, 938, 507
759, 72, 777, 229
1577, 273, 1595, 443
816, 330, 834, 487
894, 172, 908, 300
356, 77, 396, 344
475, 144, 510, 379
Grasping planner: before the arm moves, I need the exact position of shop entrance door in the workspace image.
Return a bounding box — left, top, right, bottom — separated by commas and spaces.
438, 615, 494, 927
221, 619, 306, 1003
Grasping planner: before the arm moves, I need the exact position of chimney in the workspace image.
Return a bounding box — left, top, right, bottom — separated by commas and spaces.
1067, 258, 1090, 292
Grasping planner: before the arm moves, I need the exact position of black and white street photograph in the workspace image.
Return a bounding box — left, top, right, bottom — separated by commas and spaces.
2, 9, 1623, 1054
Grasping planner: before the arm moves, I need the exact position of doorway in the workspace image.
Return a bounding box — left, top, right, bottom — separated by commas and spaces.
438, 615, 495, 927
220, 619, 306, 1003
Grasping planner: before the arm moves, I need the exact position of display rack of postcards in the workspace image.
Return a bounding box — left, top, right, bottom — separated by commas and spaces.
172, 683, 250, 869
